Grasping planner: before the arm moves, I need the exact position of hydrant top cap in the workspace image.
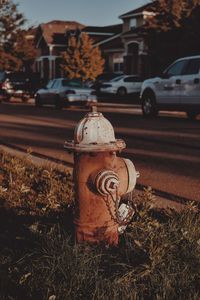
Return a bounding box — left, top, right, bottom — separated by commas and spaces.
64, 109, 126, 152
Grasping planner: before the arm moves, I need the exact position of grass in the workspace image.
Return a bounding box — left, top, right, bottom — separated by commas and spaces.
0, 150, 200, 300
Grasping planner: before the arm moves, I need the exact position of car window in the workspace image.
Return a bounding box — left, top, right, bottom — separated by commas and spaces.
182, 58, 200, 75
52, 80, 60, 89
165, 60, 187, 77
97, 73, 122, 81
0, 71, 5, 82
46, 80, 54, 89
124, 76, 141, 82
62, 79, 82, 88
110, 76, 124, 82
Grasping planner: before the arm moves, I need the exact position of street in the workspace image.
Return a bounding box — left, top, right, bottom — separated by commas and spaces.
0, 99, 200, 202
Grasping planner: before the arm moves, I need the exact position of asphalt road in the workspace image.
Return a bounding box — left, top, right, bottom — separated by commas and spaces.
0, 98, 200, 202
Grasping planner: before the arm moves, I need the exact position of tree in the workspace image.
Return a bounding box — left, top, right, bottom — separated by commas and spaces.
144, 0, 200, 74
147, 0, 200, 31
61, 32, 105, 81
14, 29, 37, 72
0, 0, 36, 71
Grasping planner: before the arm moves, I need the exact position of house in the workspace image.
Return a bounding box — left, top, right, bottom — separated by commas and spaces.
95, 2, 156, 77
83, 24, 123, 73
34, 21, 123, 81
33, 3, 157, 81
79, 2, 157, 78
117, 1, 200, 77
34, 20, 85, 82
119, 3, 154, 77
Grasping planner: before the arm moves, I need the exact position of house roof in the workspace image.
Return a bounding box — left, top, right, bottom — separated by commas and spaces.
119, 2, 156, 19
82, 24, 123, 44
36, 21, 122, 47
40, 20, 85, 44
83, 24, 122, 35
97, 35, 124, 50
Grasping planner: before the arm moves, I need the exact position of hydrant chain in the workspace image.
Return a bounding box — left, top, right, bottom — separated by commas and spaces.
104, 188, 135, 226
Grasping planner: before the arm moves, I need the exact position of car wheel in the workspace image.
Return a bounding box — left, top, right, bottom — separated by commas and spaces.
35, 95, 42, 107
21, 95, 29, 103
4, 95, 11, 102
186, 111, 198, 120
55, 96, 63, 109
142, 93, 158, 117
117, 87, 127, 97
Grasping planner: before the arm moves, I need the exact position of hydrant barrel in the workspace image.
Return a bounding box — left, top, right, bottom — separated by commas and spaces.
74, 152, 119, 244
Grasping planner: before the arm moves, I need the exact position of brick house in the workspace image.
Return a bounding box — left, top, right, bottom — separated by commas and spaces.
34, 21, 123, 82
33, 3, 157, 81
95, 3, 156, 78
34, 20, 85, 82
83, 24, 123, 73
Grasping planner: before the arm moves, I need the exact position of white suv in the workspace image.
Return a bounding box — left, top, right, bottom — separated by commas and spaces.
140, 55, 200, 119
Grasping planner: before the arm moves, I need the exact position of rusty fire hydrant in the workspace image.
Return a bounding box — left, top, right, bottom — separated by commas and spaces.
64, 105, 139, 245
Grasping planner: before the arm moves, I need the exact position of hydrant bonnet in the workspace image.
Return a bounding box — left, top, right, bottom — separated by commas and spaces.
64, 107, 125, 152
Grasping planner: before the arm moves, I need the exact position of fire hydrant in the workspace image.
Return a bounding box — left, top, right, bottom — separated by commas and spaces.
64, 105, 139, 245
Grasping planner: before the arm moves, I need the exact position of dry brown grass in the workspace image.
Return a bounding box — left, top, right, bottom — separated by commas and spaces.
0, 150, 200, 300
0, 150, 74, 215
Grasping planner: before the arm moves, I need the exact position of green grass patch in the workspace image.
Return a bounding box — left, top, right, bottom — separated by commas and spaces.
0, 151, 200, 300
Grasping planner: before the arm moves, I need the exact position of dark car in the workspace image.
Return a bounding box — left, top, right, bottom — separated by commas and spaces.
0, 71, 40, 102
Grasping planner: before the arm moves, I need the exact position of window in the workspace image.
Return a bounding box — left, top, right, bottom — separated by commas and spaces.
183, 58, 200, 75
46, 80, 54, 89
62, 79, 82, 88
0, 71, 5, 81
52, 80, 60, 89
124, 76, 141, 83
114, 63, 123, 73
110, 76, 124, 82
165, 60, 187, 77
130, 18, 136, 29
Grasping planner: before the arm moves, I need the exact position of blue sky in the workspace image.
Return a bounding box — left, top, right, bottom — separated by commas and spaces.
18, 0, 149, 27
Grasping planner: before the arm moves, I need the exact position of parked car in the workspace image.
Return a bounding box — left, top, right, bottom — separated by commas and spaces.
91, 72, 123, 91
140, 55, 200, 119
0, 71, 40, 102
99, 75, 143, 96
35, 78, 97, 108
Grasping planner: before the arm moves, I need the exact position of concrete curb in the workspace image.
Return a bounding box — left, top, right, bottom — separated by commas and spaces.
0, 144, 73, 176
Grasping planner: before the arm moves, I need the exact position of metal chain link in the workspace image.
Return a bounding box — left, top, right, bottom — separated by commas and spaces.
103, 187, 135, 226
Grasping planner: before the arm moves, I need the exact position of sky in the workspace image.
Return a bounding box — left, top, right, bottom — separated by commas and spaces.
18, 0, 149, 27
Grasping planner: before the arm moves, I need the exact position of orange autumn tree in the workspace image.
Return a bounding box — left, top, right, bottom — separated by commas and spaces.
0, 0, 36, 71
61, 32, 104, 82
